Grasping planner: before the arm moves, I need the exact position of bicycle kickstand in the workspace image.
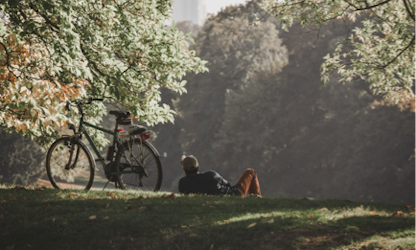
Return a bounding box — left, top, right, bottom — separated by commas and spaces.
102, 180, 111, 191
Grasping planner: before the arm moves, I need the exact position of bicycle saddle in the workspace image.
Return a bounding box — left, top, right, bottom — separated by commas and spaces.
128, 124, 147, 135
109, 110, 131, 118
110, 110, 132, 125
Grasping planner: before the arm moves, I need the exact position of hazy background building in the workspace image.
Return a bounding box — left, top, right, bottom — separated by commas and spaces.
172, 0, 207, 26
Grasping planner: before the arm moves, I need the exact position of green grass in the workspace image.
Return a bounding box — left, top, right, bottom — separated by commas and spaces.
0, 185, 414, 250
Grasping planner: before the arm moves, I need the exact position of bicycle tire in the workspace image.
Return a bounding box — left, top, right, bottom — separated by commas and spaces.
46, 137, 95, 190
115, 140, 162, 191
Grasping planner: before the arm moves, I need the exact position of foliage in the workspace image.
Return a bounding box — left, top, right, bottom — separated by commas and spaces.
174, 2, 288, 170
0, 0, 207, 146
170, 1, 414, 205
260, 0, 415, 105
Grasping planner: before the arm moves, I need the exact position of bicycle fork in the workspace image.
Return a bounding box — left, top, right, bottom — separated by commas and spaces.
64, 138, 81, 170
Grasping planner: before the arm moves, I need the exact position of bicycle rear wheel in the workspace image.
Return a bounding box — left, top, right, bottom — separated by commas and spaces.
115, 140, 162, 191
46, 137, 95, 190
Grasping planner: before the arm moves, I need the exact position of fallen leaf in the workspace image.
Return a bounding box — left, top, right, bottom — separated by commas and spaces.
345, 225, 360, 232
307, 215, 313, 218
69, 192, 78, 198
209, 244, 214, 249
301, 197, 316, 200
247, 222, 257, 228
167, 193, 176, 199
103, 216, 110, 220
262, 218, 274, 224
189, 233, 197, 237
124, 205, 133, 210
10, 195, 17, 200
1, 200, 6, 203
392, 211, 404, 216
343, 214, 348, 218
62, 222, 68, 225
130, 238, 134, 242
89, 215, 97, 220
114, 195, 118, 200
406, 205, 415, 211
369, 211, 377, 215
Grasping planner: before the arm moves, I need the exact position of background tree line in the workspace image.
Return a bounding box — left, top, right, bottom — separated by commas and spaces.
151, 1, 415, 205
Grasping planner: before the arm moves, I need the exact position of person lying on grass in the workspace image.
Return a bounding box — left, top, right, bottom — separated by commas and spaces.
178, 155, 261, 197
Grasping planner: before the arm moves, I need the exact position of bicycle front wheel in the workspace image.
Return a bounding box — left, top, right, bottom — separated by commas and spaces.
46, 137, 95, 190
115, 140, 162, 191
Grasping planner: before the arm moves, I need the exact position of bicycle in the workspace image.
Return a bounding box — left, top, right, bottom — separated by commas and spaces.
45, 98, 163, 191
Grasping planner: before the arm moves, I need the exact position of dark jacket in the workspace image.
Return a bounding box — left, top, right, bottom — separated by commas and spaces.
178, 170, 239, 195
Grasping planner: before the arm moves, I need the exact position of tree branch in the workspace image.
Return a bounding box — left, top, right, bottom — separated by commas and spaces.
28, 3, 60, 32
403, 0, 415, 21
343, 0, 393, 11
378, 36, 415, 69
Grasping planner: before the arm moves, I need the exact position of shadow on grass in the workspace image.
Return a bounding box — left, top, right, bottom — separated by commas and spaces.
0, 190, 414, 250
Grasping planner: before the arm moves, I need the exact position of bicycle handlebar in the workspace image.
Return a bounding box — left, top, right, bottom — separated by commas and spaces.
65, 98, 103, 112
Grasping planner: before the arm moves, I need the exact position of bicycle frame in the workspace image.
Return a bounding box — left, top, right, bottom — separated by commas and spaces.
76, 119, 135, 176
79, 120, 115, 163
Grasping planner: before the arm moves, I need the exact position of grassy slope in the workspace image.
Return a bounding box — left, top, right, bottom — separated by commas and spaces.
0, 186, 414, 250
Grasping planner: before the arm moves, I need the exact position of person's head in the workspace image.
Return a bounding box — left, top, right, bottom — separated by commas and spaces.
181, 155, 199, 176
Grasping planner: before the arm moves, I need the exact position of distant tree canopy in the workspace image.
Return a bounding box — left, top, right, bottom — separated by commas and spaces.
260, 0, 415, 106
0, 127, 45, 186
163, 1, 414, 204
0, 0, 207, 146
174, 3, 289, 167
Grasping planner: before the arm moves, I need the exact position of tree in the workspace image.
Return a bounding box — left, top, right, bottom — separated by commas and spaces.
260, 0, 415, 105
0, 127, 45, 186
174, 2, 288, 172
170, 1, 414, 204
0, 0, 207, 146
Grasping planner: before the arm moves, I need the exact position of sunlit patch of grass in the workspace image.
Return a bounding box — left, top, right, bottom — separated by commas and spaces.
216, 211, 285, 225
335, 229, 415, 250
0, 185, 414, 250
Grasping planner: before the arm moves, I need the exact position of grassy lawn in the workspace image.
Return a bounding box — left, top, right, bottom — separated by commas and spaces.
0, 185, 414, 250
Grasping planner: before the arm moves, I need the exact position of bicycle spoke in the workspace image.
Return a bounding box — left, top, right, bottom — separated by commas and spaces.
116, 140, 162, 191
46, 138, 94, 190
